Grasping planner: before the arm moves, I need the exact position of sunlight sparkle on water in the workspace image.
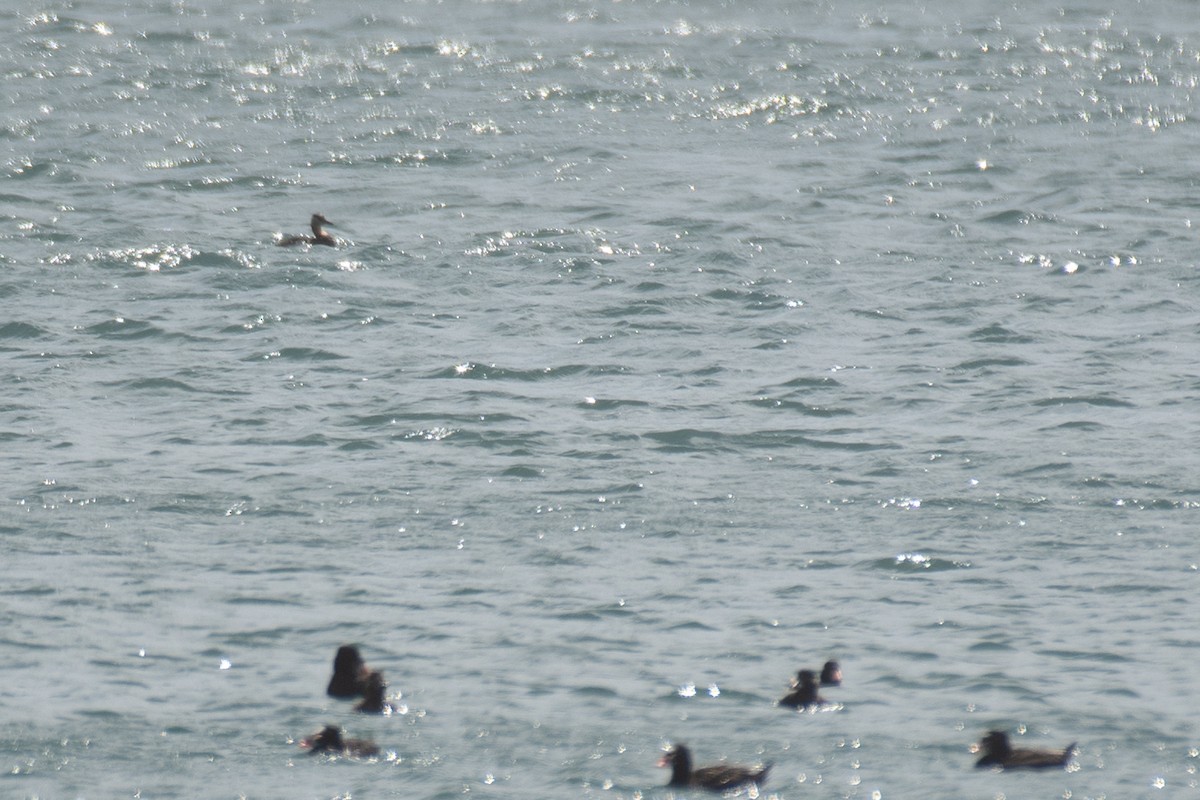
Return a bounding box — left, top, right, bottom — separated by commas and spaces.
883, 497, 921, 509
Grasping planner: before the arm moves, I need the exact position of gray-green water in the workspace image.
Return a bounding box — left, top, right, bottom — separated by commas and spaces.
2, 0, 1199, 797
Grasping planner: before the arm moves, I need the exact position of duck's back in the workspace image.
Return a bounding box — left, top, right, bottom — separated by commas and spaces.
690, 763, 770, 790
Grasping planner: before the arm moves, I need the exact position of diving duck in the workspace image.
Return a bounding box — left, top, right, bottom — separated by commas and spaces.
974, 730, 1076, 770
658, 744, 770, 791
300, 724, 379, 758
354, 670, 395, 714
779, 668, 825, 710
326, 645, 369, 699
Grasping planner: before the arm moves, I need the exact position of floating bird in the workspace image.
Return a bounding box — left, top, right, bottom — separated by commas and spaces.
299, 724, 379, 758
355, 670, 393, 714
658, 744, 771, 792
974, 730, 1076, 770
779, 668, 825, 710
326, 645, 369, 699
819, 660, 842, 687
277, 213, 336, 247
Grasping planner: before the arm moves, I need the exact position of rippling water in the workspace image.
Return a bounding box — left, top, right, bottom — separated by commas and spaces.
3, 0, 1199, 797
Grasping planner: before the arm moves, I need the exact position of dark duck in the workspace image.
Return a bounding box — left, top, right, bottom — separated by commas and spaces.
658, 744, 771, 792
277, 213, 336, 247
779, 668, 825, 710
326, 645, 369, 699
819, 660, 842, 687
355, 670, 393, 714
974, 730, 1076, 770
300, 724, 379, 758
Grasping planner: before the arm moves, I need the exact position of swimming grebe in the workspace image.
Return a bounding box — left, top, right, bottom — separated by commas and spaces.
974, 730, 1076, 770
658, 744, 771, 791
277, 213, 336, 247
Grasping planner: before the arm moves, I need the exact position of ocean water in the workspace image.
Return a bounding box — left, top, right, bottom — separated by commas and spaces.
2, 0, 1199, 797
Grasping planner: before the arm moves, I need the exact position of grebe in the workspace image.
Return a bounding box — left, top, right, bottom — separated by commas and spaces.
974, 730, 1077, 770
278, 213, 336, 247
